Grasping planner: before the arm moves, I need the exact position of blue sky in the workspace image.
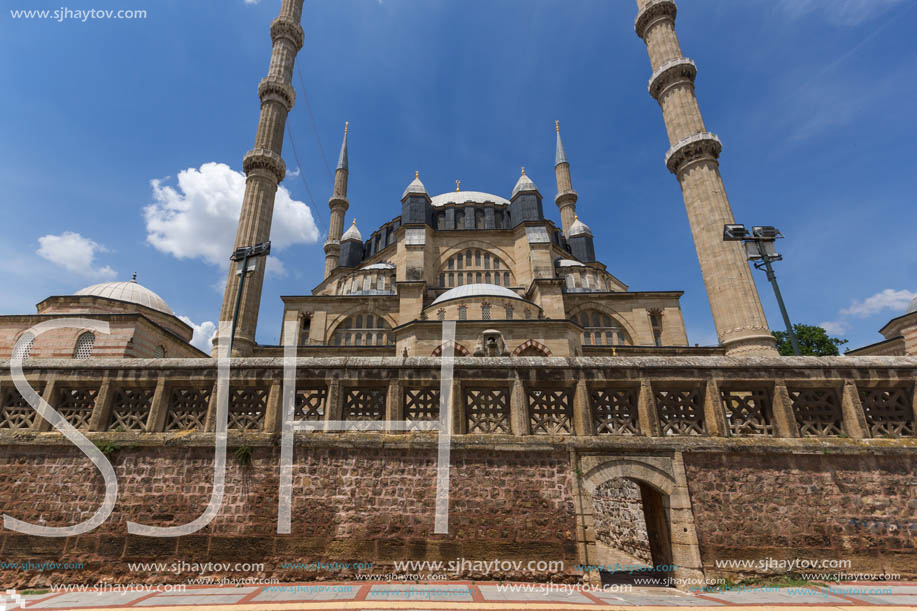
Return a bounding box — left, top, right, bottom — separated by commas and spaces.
1, 0, 915, 350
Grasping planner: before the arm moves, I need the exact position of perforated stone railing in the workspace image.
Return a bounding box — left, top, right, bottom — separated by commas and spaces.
0, 356, 915, 441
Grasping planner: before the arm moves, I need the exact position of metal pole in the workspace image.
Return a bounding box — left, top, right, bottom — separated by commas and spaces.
228, 254, 249, 356
756, 241, 801, 356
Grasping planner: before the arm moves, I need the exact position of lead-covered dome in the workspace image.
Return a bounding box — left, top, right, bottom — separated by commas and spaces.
430, 191, 510, 207
75, 278, 172, 314
431, 283, 522, 306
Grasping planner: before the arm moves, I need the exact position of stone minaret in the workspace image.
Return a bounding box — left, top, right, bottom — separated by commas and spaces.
634, 0, 776, 355
324, 123, 350, 278
554, 121, 578, 237
216, 0, 306, 356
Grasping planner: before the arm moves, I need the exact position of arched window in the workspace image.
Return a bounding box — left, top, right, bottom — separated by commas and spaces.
12, 332, 34, 360
441, 250, 514, 288
154, 345, 166, 358
73, 332, 95, 359
578, 311, 632, 347
330, 314, 393, 347
458, 305, 467, 320
481, 303, 491, 320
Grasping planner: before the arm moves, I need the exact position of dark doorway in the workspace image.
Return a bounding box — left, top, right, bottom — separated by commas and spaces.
590, 477, 674, 587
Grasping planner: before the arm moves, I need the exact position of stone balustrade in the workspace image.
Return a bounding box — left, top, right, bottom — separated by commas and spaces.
1, 356, 915, 441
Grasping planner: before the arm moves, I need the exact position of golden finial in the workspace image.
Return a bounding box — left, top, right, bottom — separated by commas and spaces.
521, 166, 526, 176
352, 218, 356, 225
456, 180, 461, 192
555, 120, 560, 133
344, 121, 349, 135
415, 171, 419, 179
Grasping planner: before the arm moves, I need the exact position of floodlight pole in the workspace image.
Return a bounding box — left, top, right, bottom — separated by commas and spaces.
755, 241, 801, 356
228, 242, 271, 355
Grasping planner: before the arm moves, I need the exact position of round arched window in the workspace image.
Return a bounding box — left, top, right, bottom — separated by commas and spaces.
330, 314, 393, 346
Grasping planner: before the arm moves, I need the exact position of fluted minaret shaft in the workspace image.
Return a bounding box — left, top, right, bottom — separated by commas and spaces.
324, 123, 350, 278
553, 121, 578, 237
635, 0, 776, 355
216, 0, 306, 356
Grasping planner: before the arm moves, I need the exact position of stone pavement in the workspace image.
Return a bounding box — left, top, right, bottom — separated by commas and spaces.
3, 582, 917, 610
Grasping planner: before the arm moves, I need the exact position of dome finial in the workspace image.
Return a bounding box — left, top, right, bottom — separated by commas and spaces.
456, 180, 461, 192
555, 120, 560, 133
344, 121, 349, 135
352, 218, 356, 225
131, 272, 137, 283
521, 166, 526, 176
415, 170, 419, 179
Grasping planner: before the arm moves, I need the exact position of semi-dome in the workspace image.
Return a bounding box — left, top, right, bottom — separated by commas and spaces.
555, 259, 586, 267
431, 283, 523, 306
75, 277, 172, 315
430, 191, 510, 207
361, 262, 395, 271
341, 219, 362, 242
907, 295, 917, 314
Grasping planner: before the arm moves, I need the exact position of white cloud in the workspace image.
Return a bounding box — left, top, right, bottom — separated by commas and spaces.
776, 0, 906, 25
36, 231, 116, 279
178, 315, 217, 353
243, 0, 260, 4
819, 289, 916, 339
819, 320, 848, 336
840, 289, 916, 318
144, 162, 320, 268
266, 256, 287, 278
287, 166, 301, 178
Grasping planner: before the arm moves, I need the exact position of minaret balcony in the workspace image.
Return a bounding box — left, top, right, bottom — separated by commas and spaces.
664, 132, 722, 175
648, 57, 696, 100
635, 0, 677, 39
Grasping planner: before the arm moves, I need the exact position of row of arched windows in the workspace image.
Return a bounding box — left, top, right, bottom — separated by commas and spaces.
577, 311, 633, 346
329, 314, 394, 347
11, 331, 166, 359
440, 250, 514, 288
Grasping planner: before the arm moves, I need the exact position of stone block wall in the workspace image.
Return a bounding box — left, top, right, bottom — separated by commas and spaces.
683, 451, 917, 579
0, 442, 578, 588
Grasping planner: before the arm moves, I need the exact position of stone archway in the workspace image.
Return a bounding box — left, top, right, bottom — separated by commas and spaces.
577, 455, 704, 588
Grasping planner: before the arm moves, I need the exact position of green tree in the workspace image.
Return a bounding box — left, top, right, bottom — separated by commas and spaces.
772, 324, 848, 356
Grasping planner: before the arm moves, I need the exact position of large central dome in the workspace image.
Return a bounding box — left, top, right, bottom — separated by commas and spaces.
430, 191, 510, 207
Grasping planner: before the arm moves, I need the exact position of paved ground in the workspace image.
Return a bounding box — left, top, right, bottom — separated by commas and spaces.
2, 582, 916, 610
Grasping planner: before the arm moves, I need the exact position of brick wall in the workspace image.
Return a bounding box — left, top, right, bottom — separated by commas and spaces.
683, 452, 917, 579
0, 444, 578, 588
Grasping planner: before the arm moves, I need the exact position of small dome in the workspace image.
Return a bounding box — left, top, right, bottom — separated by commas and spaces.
431, 283, 523, 306
512, 170, 539, 198
75, 278, 172, 315
907, 295, 917, 314
341, 219, 362, 242
569, 216, 593, 237
402, 172, 428, 199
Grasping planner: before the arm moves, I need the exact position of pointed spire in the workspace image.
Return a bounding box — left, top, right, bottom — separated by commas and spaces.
555, 120, 568, 167
341, 217, 362, 242
402, 171, 429, 200
512, 166, 539, 198
336, 121, 349, 171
